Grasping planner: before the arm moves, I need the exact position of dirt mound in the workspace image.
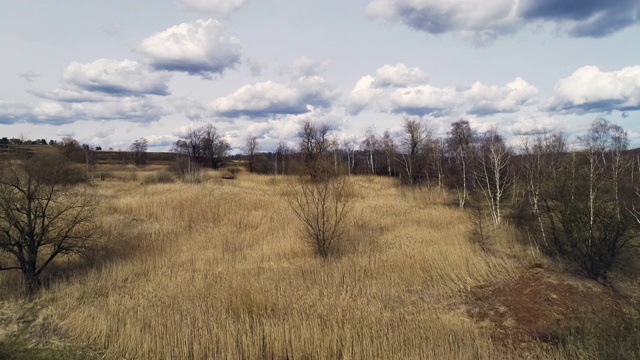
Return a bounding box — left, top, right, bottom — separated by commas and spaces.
467, 264, 632, 346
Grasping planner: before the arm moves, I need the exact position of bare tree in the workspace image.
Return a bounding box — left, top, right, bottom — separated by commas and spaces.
522, 119, 635, 279
177, 125, 229, 169
288, 176, 351, 258
130, 137, 148, 166
200, 124, 229, 169
381, 130, 397, 177
519, 130, 567, 246
243, 135, 259, 173
275, 141, 289, 176
474, 128, 513, 225
431, 138, 447, 192
58, 137, 83, 162
342, 138, 357, 175
298, 120, 331, 179
361, 128, 379, 175
0, 151, 96, 294
185, 128, 202, 162
447, 120, 476, 208
398, 118, 430, 185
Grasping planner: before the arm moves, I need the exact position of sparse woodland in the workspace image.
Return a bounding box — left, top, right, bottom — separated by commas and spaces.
0, 117, 639, 359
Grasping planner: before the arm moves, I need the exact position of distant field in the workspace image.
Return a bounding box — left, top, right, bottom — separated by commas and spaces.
0, 167, 638, 359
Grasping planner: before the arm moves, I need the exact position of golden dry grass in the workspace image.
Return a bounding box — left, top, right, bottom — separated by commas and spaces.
1, 170, 569, 359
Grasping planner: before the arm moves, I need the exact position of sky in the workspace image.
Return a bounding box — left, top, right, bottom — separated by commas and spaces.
1, 0, 640, 152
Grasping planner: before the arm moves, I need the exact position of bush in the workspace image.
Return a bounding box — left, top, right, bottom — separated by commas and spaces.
142, 170, 175, 184
222, 167, 241, 180
287, 176, 351, 258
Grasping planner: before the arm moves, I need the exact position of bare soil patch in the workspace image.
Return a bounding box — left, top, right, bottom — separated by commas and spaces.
467, 264, 633, 347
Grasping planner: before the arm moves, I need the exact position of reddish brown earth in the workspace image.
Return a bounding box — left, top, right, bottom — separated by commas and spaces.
467, 264, 635, 348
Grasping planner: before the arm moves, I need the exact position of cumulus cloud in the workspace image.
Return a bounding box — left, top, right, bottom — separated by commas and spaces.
520, 0, 640, 38
345, 75, 385, 115
286, 56, 332, 78
177, 0, 245, 17
346, 64, 429, 114
0, 97, 167, 125
230, 106, 347, 150
208, 76, 340, 118
549, 65, 640, 114
139, 19, 243, 78
373, 63, 429, 87
346, 63, 538, 117
145, 134, 179, 148
366, 0, 640, 43
28, 88, 116, 103
366, 0, 519, 44
464, 77, 539, 115
390, 85, 457, 116
62, 59, 171, 96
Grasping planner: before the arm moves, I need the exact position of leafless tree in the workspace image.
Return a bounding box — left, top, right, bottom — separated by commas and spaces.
398, 118, 430, 185
474, 128, 513, 225
298, 120, 331, 179
288, 176, 351, 258
130, 137, 148, 166
361, 128, 379, 175
431, 138, 447, 192
177, 125, 230, 169
243, 135, 259, 173
342, 138, 357, 175
0, 151, 96, 294
523, 119, 635, 279
519, 130, 567, 245
275, 141, 289, 176
381, 130, 397, 177
200, 124, 229, 169
447, 120, 476, 208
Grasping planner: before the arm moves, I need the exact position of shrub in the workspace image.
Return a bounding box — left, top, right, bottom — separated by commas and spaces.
142, 170, 175, 184
287, 176, 351, 258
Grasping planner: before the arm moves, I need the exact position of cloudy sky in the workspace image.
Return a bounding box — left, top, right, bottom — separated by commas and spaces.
1, 0, 640, 152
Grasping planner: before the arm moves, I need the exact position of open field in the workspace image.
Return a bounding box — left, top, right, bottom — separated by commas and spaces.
0, 167, 639, 359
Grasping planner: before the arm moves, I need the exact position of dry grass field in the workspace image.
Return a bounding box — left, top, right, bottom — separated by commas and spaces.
0, 166, 638, 359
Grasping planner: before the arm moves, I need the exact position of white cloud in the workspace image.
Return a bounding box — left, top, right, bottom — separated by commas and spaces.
0, 97, 167, 125
286, 56, 332, 78
139, 19, 243, 79
346, 64, 429, 115
28, 88, 116, 103
63, 59, 171, 96
373, 63, 429, 87
506, 114, 567, 136
549, 65, 640, 113
177, 0, 245, 17
208, 76, 340, 118
345, 75, 385, 115
389, 84, 458, 116
367, 0, 518, 44
145, 134, 179, 147
346, 63, 537, 117
463, 77, 538, 115
366, 0, 640, 43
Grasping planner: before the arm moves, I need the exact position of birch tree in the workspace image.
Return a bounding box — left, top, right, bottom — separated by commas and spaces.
447, 120, 475, 208
474, 128, 512, 225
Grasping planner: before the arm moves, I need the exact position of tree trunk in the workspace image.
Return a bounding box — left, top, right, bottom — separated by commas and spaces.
23, 260, 40, 295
